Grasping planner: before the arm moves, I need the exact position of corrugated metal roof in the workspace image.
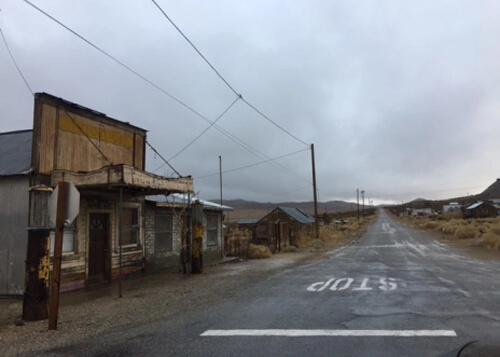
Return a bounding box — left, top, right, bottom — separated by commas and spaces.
466, 202, 484, 210
238, 218, 259, 225
278, 206, 315, 224
0, 130, 33, 176
146, 193, 233, 211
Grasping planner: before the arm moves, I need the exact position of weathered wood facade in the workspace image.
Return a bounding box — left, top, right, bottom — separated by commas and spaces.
26, 93, 193, 291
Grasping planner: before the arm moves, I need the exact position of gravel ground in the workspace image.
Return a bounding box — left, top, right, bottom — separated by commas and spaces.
0, 251, 323, 356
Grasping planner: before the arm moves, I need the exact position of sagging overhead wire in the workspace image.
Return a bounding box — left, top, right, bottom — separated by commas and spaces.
0, 27, 34, 96
23, 0, 305, 182
1, 20, 113, 166
146, 140, 181, 177
155, 94, 241, 173
195, 148, 309, 179
150, 0, 240, 98
150, 0, 310, 148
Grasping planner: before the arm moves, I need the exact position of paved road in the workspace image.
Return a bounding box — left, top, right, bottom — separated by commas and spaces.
44, 210, 500, 356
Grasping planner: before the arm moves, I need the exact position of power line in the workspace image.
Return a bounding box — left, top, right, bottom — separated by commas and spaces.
24, 0, 308, 183
146, 140, 181, 177
164, 95, 240, 164
195, 148, 309, 179
0, 27, 34, 96
241, 98, 310, 147
150, 0, 240, 97
149, 0, 309, 148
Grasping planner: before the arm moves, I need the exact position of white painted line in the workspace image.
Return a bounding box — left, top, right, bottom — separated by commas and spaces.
201, 329, 457, 337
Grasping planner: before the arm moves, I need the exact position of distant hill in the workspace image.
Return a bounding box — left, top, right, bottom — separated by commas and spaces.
479, 178, 500, 199
389, 178, 500, 212
214, 198, 358, 221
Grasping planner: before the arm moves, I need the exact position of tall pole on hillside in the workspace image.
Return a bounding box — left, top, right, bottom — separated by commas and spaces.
357, 189, 360, 222
311, 144, 319, 239
361, 190, 365, 219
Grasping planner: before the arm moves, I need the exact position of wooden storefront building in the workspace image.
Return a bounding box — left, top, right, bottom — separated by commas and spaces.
5, 93, 193, 292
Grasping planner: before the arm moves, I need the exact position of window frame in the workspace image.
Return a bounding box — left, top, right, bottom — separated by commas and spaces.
206, 214, 219, 247
155, 211, 173, 252
120, 207, 140, 247
50, 220, 77, 255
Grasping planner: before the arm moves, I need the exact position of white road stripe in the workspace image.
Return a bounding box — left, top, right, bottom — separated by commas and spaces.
201, 329, 457, 337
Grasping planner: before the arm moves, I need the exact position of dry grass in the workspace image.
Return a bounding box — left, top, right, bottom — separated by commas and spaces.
281, 245, 298, 253
454, 225, 478, 239
296, 215, 375, 251
247, 244, 272, 259
482, 232, 500, 250
398, 214, 500, 250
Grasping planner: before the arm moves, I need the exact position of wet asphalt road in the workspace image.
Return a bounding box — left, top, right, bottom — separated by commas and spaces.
46, 210, 500, 356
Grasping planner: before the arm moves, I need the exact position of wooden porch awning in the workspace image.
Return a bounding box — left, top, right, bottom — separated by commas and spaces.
51, 164, 194, 195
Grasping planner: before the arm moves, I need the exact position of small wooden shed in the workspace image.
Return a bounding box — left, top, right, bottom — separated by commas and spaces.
253, 207, 315, 253
464, 202, 497, 219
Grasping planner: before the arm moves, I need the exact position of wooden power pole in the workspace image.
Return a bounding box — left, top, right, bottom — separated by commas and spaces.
311, 144, 319, 239
48, 181, 68, 330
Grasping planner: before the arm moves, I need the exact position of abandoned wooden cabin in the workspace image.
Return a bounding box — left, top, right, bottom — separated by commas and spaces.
464, 202, 497, 219
250, 207, 315, 253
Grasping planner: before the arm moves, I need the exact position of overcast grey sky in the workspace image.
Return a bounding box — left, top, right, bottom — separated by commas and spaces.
1, 0, 499, 204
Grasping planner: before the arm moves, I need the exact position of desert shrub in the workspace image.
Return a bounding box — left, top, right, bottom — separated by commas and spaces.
305, 239, 325, 251
490, 222, 500, 236
281, 245, 298, 253
482, 232, 500, 250
421, 221, 442, 230
296, 230, 315, 249
442, 221, 461, 235
454, 225, 478, 239
247, 244, 272, 259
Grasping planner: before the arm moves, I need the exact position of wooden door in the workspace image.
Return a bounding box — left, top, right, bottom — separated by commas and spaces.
88, 213, 109, 283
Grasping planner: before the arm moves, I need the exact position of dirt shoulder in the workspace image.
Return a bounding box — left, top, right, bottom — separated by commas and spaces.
0, 251, 325, 356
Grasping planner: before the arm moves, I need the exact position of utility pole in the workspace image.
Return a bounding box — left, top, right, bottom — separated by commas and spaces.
219, 155, 224, 258
219, 156, 223, 208
48, 181, 68, 330
311, 144, 319, 239
357, 189, 360, 223
361, 190, 365, 219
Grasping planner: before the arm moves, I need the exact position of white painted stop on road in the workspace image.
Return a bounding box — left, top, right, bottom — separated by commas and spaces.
48, 182, 80, 228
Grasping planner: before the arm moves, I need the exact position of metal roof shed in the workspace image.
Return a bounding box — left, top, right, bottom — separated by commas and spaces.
0, 130, 33, 295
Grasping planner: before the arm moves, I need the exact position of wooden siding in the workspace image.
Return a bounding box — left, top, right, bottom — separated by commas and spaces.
33, 93, 146, 175
51, 165, 194, 194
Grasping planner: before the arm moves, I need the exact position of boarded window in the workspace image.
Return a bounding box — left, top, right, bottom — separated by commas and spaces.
207, 215, 218, 246
122, 208, 139, 246
50, 221, 76, 254
155, 213, 173, 251
50, 230, 75, 253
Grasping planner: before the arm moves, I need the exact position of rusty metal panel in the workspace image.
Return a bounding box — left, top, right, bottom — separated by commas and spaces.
0, 176, 30, 295
22, 229, 50, 321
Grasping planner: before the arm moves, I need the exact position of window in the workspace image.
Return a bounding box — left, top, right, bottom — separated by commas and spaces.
155, 213, 173, 251
207, 215, 218, 246
122, 208, 139, 246
50, 221, 76, 254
